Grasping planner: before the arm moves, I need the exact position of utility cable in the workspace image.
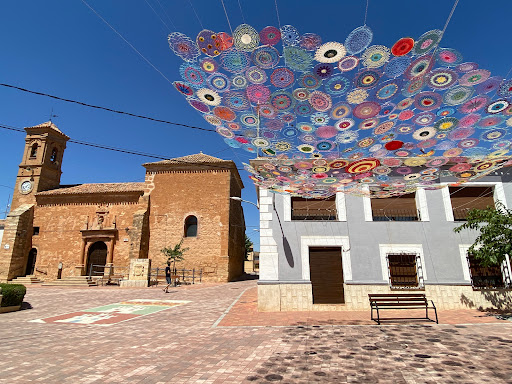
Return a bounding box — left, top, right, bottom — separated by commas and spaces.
220, 0, 234, 35
0, 123, 245, 170
144, 0, 173, 32
187, 0, 204, 29
237, 0, 246, 24
154, 0, 177, 30
426, 0, 460, 73
363, 0, 369, 26
0, 83, 216, 133
81, 0, 174, 85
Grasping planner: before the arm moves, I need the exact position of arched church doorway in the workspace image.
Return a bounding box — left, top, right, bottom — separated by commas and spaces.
86, 241, 107, 276
25, 248, 37, 276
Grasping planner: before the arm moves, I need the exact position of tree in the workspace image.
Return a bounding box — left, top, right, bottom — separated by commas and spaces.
161, 239, 189, 272
453, 202, 512, 266
245, 234, 253, 261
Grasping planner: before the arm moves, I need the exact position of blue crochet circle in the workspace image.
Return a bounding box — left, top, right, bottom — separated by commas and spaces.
345, 26, 373, 55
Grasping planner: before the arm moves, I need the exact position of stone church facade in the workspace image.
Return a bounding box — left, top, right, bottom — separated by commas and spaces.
0, 122, 245, 283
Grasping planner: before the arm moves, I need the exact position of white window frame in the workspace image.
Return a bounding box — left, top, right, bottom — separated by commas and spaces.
415, 187, 430, 222
259, 188, 278, 281
300, 236, 351, 281
442, 181, 508, 222
362, 185, 373, 222
364, 188, 426, 222
379, 244, 427, 285
284, 193, 346, 222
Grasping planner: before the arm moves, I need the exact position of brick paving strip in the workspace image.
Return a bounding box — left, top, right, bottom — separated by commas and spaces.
218, 287, 508, 327
1, 280, 511, 383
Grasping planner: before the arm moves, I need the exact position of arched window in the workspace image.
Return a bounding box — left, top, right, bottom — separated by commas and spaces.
30, 143, 38, 158
184, 215, 198, 237
50, 148, 58, 163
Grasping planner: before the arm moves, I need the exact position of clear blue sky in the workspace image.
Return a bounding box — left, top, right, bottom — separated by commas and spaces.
1, 0, 511, 250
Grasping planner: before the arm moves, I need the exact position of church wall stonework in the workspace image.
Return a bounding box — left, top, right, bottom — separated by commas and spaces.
31, 195, 147, 281
0, 205, 34, 281
147, 169, 236, 282
0, 122, 245, 283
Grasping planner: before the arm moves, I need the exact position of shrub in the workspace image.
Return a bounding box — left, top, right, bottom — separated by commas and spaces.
0, 283, 27, 307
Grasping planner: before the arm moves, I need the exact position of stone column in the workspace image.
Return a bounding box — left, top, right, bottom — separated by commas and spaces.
105, 238, 115, 276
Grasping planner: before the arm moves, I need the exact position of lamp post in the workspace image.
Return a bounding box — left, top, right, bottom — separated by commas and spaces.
229, 196, 259, 209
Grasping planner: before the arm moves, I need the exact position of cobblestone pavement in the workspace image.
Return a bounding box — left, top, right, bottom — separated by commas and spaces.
1, 280, 511, 383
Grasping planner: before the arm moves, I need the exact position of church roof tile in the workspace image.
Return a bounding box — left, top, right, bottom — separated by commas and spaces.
36, 182, 145, 196
26, 121, 70, 139
143, 152, 232, 166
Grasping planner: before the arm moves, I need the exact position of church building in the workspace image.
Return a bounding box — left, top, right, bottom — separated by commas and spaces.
0, 122, 245, 284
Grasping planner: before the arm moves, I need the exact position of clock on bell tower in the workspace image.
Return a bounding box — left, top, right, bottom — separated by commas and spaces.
10, 121, 70, 210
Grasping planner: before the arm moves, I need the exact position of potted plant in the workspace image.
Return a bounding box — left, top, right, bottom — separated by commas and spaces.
0, 283, 27, 313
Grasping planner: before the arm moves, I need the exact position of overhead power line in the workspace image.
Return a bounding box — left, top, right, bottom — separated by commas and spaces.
81, 0, 174, 86
0, 83, 216, 133
0, 124, 244, 171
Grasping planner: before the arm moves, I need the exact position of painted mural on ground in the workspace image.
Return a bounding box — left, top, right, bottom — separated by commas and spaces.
31, 299, 190, 326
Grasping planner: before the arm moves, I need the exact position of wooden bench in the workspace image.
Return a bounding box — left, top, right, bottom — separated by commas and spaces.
368, 293, 438, 325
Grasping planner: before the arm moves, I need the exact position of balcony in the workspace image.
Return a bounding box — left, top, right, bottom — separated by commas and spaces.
372, 209, 419, 222
291, 196, 337, 221
450, 186, 495, 221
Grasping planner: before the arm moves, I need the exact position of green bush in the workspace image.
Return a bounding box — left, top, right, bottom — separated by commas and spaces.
0, 283, 27, 307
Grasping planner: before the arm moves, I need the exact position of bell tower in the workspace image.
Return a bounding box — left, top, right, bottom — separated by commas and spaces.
10, 121, 70, 210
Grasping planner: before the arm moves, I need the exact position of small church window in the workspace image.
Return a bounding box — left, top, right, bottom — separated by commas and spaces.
184, 215, 198, 237
50, 148, 58, 163
30, 143, 38, 158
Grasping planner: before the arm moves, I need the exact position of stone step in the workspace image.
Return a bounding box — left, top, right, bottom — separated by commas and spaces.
10, 275, 43, 284
42, 276, 97, 287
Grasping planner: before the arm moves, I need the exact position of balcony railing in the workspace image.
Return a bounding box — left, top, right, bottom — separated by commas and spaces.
291, 208, 337, 221
453, 207, 471, 221
372, 209, 419, 221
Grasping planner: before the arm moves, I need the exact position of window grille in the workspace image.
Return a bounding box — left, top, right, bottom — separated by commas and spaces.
467, 254, 505, 289
502, 261, 511, 288
386, 253, 424, 289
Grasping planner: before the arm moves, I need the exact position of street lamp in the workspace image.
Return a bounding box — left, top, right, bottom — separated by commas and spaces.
229, 196, 259, 209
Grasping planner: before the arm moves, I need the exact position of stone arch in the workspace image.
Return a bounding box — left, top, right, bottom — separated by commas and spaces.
50, 147, 59, 163
86, 241, 108, 276
29, 143, 38, 158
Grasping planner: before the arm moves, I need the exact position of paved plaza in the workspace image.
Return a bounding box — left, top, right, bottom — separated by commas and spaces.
1, 280, 512, 383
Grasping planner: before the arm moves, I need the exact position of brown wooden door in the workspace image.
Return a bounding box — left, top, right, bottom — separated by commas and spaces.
309, 247, 344, 304
86, 241, 107, 276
